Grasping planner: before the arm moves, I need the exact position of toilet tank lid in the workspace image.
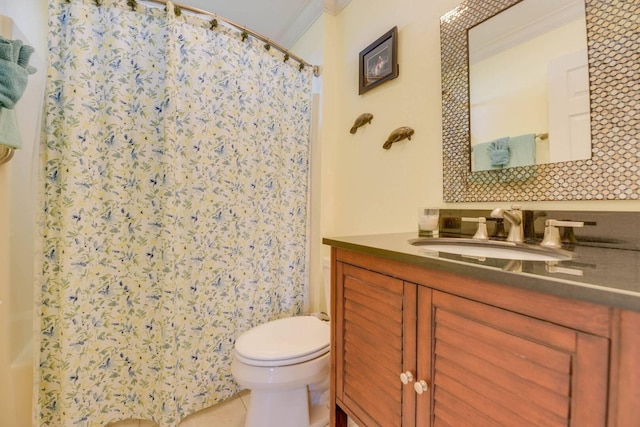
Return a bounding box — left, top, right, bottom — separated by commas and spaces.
235, 316, 330, 361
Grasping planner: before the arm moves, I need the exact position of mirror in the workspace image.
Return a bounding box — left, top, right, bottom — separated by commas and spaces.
468, 0, 590, 171
441, 0, 639, 202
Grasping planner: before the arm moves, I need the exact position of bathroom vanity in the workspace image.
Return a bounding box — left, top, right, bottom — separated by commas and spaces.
322, 0, 640, 424
324, 225, 640, 427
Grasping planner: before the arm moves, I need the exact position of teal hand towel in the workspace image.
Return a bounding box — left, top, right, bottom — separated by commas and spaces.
0, 36, 37, 150
487, 137, 510, 167
17, 44, 36, 74
473, 141, 501, 171
508, 133, 536, 167
0, 36, 36, 110
0, 108, 22, 149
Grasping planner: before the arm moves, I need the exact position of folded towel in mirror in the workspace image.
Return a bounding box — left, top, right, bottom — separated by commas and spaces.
487, 137, 510, 167
507, 133, 536, 167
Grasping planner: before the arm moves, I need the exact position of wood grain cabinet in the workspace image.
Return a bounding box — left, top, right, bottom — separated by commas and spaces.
329, 248, 640, 427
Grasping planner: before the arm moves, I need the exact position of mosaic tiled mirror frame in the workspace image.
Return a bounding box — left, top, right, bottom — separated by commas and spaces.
441, 0, 639, 202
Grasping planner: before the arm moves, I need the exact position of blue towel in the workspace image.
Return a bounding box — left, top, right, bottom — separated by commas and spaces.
0, 108, 21, 149
0, 36, 36, 150
507, 133, 536, 167
487, 137, 510, 167
473, 134, 537, 171
0, 37, 35, 109
473, 141, 496, 171
472, 138, 506, 171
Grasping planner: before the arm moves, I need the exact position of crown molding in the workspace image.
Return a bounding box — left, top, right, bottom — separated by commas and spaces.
324, 0, 351, 15
469, 0, 585, 64
281, 0, 351, 48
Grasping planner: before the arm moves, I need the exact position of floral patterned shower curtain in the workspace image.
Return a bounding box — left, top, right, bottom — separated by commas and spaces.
35, 1, 313, 425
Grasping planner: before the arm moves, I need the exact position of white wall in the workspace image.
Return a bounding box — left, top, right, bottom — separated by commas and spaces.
0, 1, 47, 426
0, 0, 48, 54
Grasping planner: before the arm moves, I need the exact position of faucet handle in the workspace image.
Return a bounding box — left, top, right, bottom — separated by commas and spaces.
548, 219, 584, 228
540, 220, 584, 248
462, 217, 489, 240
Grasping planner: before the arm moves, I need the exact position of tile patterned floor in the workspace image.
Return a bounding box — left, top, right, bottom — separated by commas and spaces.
109, 391, 249, 427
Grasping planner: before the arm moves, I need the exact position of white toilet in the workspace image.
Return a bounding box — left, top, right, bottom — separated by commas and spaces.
231, 258, 332, 427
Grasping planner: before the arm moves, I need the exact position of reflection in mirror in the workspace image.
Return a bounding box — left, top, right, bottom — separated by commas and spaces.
441, 0, 639, 202
468, 0, 591, 172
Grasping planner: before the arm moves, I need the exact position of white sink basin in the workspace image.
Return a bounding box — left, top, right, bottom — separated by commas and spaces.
409, 238, 572, 261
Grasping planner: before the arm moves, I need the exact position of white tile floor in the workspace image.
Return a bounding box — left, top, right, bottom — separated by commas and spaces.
109, 391, 250, 427
109, 391, 358, 427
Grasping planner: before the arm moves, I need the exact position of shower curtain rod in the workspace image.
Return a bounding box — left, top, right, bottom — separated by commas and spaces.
142, 0, 320, 77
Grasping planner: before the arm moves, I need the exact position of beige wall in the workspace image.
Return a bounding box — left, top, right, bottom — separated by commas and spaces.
0, 0, 638, 424
292, 0, 640, 313
292, 13, 339, 313
294, 0, 467, 313
326, 0, 460, 235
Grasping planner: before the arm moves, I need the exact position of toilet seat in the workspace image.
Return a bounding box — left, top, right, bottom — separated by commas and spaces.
234, 316, 330, 367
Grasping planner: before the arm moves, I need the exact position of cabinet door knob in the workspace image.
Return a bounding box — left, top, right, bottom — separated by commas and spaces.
399, 371, 414, 384
414, 380, 429, 395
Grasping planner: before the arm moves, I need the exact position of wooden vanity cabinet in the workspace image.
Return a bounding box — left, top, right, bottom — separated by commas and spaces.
333, 262, 417, 427
425, 291, 608, 427
330, 248, 639, 427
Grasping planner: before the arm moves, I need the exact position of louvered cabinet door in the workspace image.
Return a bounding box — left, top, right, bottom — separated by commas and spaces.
335, 262, 417, 427
427, 291, 609, 427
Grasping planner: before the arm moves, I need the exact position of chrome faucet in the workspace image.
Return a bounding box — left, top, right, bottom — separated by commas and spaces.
540, 219, 584, 248
462, 217, 489, 240
490, 205, 523, 243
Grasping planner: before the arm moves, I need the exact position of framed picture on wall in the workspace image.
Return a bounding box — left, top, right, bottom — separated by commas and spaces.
359, 26, 399, 94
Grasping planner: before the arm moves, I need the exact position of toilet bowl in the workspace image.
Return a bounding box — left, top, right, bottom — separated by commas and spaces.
231, 257, 333, 427
231, 316, 330, 427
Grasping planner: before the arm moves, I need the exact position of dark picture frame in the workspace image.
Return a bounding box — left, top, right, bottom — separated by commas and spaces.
359, 26, 399, 94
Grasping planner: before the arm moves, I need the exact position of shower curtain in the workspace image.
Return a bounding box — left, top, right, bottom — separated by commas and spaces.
35, 1, 313, 425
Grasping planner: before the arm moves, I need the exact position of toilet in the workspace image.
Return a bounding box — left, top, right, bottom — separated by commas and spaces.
231, 258, 332, 427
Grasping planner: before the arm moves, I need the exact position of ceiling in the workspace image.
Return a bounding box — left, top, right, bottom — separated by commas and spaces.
177, 0, 350, 49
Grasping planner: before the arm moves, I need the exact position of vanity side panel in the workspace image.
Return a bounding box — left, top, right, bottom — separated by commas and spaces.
335, 249, 611, 337
331, 249, 349, 427
608, 309, 640, 427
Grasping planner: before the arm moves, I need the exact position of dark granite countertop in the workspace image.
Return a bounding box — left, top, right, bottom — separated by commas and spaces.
323, 232, 640, 313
